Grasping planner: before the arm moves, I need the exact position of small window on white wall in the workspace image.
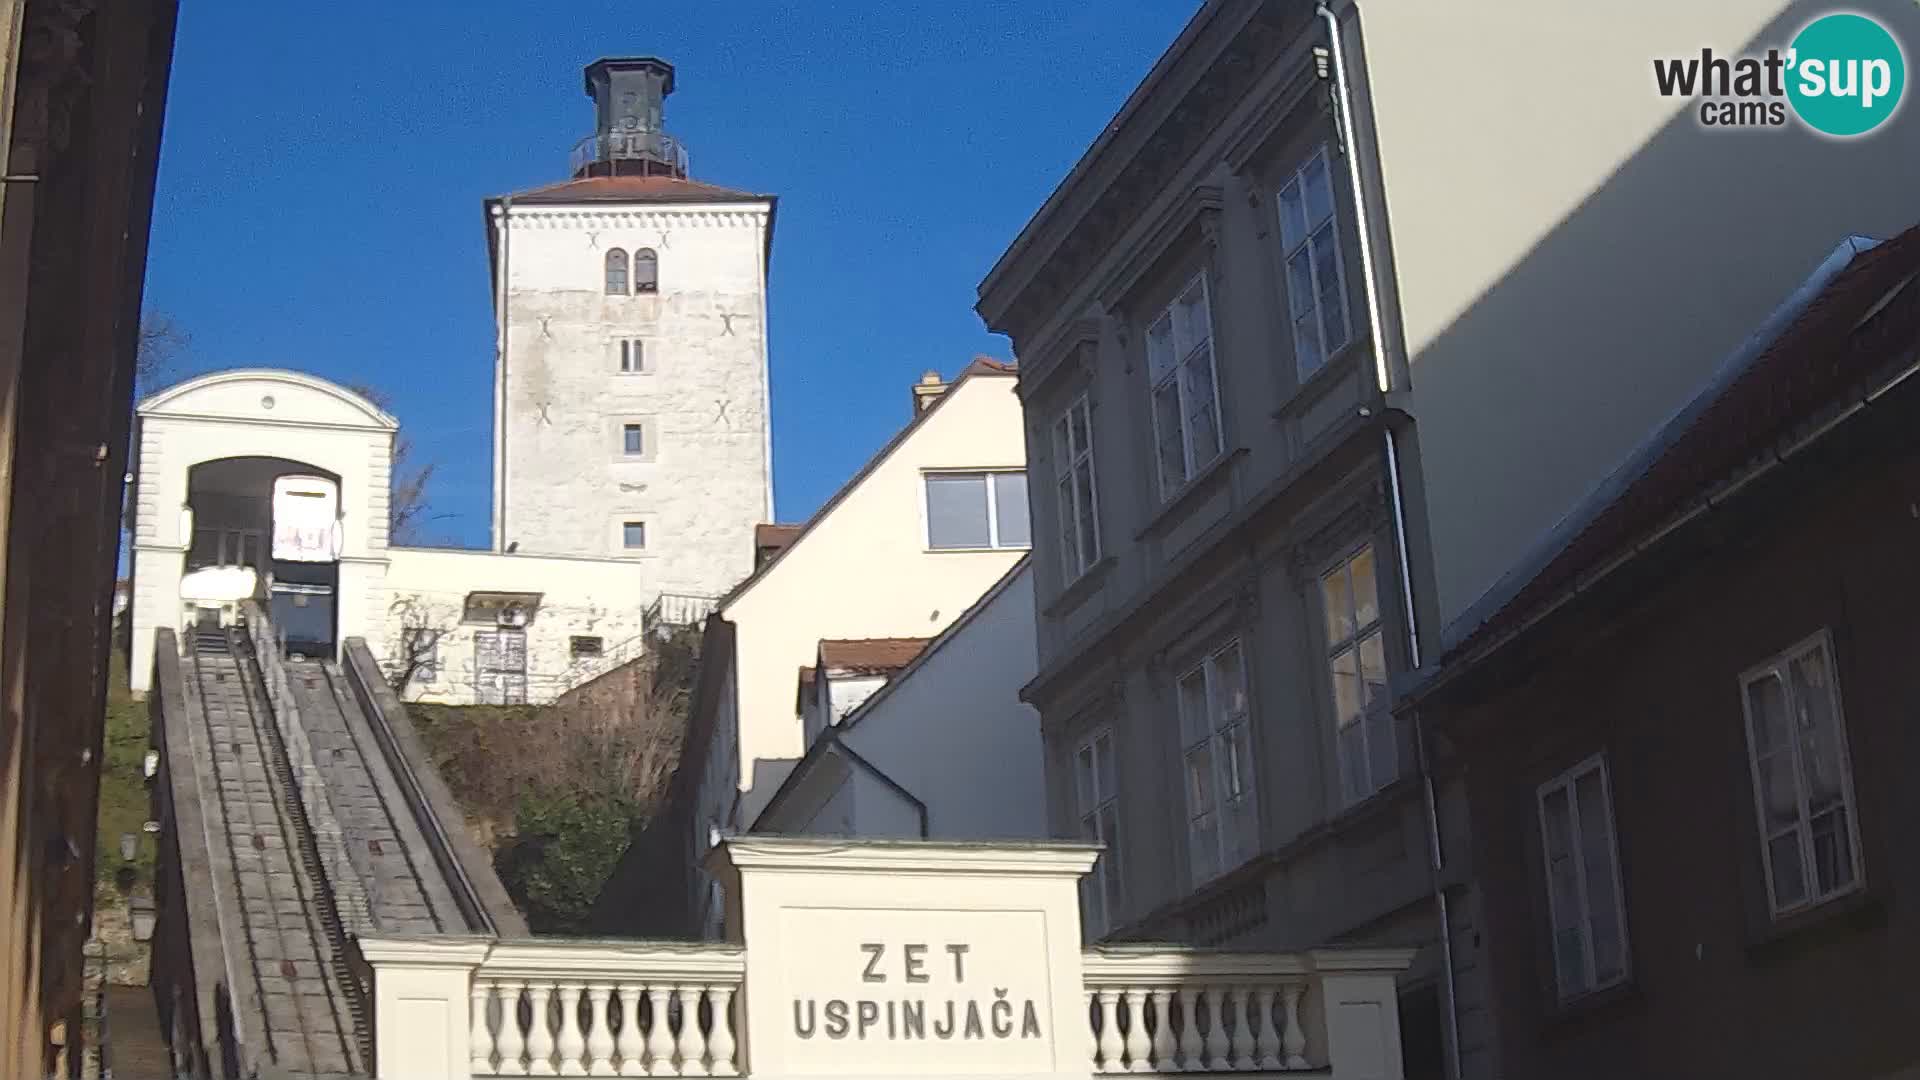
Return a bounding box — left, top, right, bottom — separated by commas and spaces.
622, 423, 645, 456
622, 521, 647, 550
619, 339, 646, 373
924, 471, 1030, 550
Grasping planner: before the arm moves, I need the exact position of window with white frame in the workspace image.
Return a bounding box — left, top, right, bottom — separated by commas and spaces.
618, 338, 646, 373
604, 248, 629, 295
1073, 727, 1122, 935
1321, 545, 1394, 805
1537, 754, 1629, 1001
1146, 275, 1224, 498
1740, 631, 1863, 917
1051, 395, 1101, 583
924, 470, 1031, 550
1177, 641, 1257, 884
1278, 147, 1351, 378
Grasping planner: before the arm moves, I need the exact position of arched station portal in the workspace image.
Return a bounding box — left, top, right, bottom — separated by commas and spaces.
183, 456, 344, 656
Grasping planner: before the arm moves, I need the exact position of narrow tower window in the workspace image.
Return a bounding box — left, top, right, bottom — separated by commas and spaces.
634, 248, 659, 294
605, 249, 629, 295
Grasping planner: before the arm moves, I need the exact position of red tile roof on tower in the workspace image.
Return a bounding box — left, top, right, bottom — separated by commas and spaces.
501, 174, 769, 205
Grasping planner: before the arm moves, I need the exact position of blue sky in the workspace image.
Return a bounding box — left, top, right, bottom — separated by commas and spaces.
142, 0, 1197, 548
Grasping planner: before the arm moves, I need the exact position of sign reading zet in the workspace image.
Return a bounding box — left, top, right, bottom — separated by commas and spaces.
776, 908, 1057, 1074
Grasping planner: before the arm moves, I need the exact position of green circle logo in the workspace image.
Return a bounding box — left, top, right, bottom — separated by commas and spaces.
1787, 13, 1906, 137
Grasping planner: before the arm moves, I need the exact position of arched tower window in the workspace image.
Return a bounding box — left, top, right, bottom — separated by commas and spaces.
634, 248, 659, 294
604, 249, 629, 295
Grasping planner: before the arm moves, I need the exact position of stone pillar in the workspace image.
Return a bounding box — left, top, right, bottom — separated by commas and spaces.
360, 936, 494, 1080
1309, 950, 1412, 1080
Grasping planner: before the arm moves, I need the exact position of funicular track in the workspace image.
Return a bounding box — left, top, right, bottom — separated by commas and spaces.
188, 625, 365, 1077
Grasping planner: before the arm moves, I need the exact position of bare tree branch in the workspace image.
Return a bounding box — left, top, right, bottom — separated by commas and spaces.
137, 312, 189, 385
346, 381, 439, 545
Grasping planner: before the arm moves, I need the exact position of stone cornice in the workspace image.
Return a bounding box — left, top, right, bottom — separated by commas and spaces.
1017, 317, 1103, 403
1095, 184, 1226, 317
712, 836, 1101, 878
981, 0, 1311, 339
499, 206, 769, 231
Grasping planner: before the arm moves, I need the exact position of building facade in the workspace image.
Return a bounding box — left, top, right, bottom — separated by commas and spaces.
678, 361, 1031, 938
977, 3, 1920, 1078
488, 57, 774, 609
1408, 228, 1920, 1079
755, 558, 1048, 845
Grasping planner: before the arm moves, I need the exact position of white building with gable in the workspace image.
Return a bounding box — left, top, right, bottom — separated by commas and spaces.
125, 57, 772, 705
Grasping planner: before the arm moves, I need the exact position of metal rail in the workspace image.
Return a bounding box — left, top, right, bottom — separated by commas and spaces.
188, 625, 365, 1076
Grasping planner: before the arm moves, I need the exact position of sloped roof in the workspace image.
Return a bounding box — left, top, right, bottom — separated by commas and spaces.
715, 358, 1018, 610
818, 637, 932, 676
1429, 224, 1920, 680
499, 174, 769, 205
755, 523, 804, 558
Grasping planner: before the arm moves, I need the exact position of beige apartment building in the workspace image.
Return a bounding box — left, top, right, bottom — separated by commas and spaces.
977, 2, 1920, 1079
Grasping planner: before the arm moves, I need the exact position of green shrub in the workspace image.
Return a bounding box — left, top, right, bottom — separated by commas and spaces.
496, 787, 640, 935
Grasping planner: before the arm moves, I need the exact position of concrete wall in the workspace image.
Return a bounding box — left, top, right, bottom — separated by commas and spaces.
494, 200, 772, 604
1357, 0, 1920, 629
129, 370, 397, 694
378, 546, 650, 706
827, 563, 1047, 842
713, 372, 1028, 820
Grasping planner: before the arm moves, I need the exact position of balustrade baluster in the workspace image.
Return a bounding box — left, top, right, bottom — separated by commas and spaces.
707, 985, 738, 1076
644, 986, 674, 1076
1177, 987, 1203, 1071
1203, 987, 1230, 1070
1279, 983, 1308, 1069
557, 983, 587, 1075
527, 982, 557, 1076
1230, 987, 1255, 1069
496, 982, 529, 1077
616, 985, 646, 1077
675, 985, 710, 1077
586, 984, 616, 1076
1096, 989, 1123, 1073
472, 981, 498, 1076
1149, 989, 1177, 1072
1121, 989, 1151, 1072
1086, 990, 1100, 1069
1254, 988, 1280, 1070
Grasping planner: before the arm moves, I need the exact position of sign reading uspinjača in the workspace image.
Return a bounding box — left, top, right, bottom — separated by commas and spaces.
792, 941, 1044, 1042
774, 907, 1057, 1073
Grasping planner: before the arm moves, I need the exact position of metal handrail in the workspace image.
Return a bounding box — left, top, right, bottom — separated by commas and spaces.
568, 131, 691, 177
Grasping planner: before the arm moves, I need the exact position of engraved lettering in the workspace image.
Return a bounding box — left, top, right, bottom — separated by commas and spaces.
946, 943, 970, 983
934, 1000, 956, 1039
904, 943, 929, 983
1023, 1000, 1043, 1038
991, 989, 1013, 1037
857, 1001, 879, 1038
794, 999, 816, 1039
861, 943, 886, 983
903, 999, 925, 1039
825, 999, 850, 1039
964, 1000, 985, 1039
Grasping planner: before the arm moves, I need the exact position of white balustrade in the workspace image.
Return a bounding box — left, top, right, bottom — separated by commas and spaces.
1081, 948, 1320, 1074
461, 941, 746, 1079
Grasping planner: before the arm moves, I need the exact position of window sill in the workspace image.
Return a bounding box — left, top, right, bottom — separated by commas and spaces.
1744, 883, 1885, 957
1271, 333, 1375, 422
1540, 978, 1641, 1034
1043, 556, 1116, 619
924, 546, 1031, 556
1135, 447, 1247, 542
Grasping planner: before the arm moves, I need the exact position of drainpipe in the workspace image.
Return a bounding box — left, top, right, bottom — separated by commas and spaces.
1316, 5, 1462, 1078
493, 197, 511, 552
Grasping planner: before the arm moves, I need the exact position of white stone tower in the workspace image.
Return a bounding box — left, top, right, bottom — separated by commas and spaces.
486, 56, 774, 605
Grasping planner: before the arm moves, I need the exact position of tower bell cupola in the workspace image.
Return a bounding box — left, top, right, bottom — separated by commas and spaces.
571, 56, 688, 180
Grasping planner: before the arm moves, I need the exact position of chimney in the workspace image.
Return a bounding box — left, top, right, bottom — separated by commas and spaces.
912, 370, 948, 414
576, 57, 687, 179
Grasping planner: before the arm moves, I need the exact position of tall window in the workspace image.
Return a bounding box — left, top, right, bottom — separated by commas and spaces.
1178, 641, 1256, 884
1740, 631, 1862, 917
1147, 274, 1223, 498
633, 248, 659, 294
604, 248, 629, 295
1537, 754, 1629, 1001
924, 471, 1030, 550
1051, 395, 1101, 583
1322, 545, 1393, 805
1278, 147, 1351, 377
1074, 727, 1122, 936
619, 339, 645, 373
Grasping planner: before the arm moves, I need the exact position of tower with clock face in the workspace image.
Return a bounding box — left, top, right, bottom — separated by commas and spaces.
484, 57, 775, 606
